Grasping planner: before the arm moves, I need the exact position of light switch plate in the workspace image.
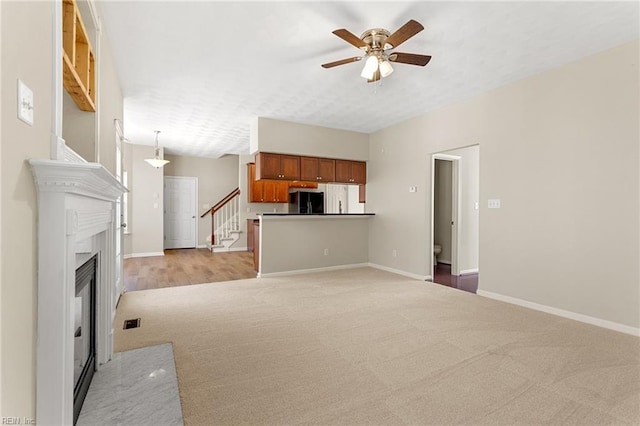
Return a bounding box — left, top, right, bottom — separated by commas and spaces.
17, 79, 34, 126
488, 199, 501, 209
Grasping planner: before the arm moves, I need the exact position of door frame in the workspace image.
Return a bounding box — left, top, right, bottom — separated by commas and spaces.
163, 176, 198, 249
430, 153, 462, 279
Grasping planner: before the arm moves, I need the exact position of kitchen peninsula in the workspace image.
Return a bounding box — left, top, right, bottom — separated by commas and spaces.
254, 213, 374, 277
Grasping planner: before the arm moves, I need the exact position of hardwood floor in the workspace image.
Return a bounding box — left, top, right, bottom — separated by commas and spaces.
433, 263, 478, 294
124, 249, 256, 292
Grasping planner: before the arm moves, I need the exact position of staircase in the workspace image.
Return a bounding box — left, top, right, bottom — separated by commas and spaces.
201, 188, 242, 252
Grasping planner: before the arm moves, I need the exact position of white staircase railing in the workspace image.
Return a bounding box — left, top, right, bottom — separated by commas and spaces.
201, 188, 241, 252
213, 195, 239, 244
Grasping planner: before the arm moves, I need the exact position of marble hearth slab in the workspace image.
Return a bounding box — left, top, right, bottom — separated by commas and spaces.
77, 343, 183, 426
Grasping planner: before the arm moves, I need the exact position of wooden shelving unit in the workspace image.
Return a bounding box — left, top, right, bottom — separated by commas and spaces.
62, 0, 96, 112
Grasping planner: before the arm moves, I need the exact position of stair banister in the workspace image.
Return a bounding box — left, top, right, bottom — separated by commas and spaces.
200, 187, 240, 247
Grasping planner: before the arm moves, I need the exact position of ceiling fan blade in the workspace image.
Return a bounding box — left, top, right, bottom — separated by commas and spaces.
384, 19, 424, 49
388, 52, 432, 66
332, 29, 367, 49
321, 56, 362, 69
367, 69, 381, 83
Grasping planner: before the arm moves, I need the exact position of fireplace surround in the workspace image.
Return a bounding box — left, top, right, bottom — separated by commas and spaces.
30, 159, 126, 425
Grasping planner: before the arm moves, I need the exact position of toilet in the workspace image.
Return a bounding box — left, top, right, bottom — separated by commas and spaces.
433, 244, 442, 266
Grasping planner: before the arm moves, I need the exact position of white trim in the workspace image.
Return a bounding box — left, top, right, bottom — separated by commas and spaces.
432, 153, 462, 162
203, 246, 247, 252
258, 263, 369, 278
368, 263, 429, 281
477, 290, 640, 337
30, 159, 126, 425
437, 260, 452, 265
460, 268, 479, 275
196, 244, 208, 249
124, 252, 165, 259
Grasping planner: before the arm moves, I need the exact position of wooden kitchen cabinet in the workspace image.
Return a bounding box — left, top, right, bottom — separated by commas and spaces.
255, 153, 300, 180
289, 181, 318, 189
247, 219, 257, 252
300, 157, 335, 182
263, 180, 289, 203
335, 160, 366, 184
253, 221, 260, 272
247, 163, 290, 203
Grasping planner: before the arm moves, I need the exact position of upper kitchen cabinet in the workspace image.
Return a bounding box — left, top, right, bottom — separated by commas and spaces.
248, 163, 289, 203
255, 153, 300, 180
335, 160, 366, 184
300, 157, 335, 182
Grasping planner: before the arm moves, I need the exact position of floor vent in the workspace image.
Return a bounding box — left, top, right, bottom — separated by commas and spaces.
123, 318, 141, 330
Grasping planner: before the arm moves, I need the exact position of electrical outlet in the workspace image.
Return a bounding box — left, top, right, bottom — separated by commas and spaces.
488, 199, 501, 209
392, 249, 397, 257
324, 248, 329, 256
17, 79, 34, 126
409, 186, 417, 193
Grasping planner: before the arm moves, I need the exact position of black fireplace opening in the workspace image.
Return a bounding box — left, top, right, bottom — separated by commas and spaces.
73, 255, 97, 424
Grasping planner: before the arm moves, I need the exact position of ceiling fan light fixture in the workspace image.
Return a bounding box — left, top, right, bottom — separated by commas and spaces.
360, 54, 379, 79
144, 130, 170, 168
379, 59, 394, 78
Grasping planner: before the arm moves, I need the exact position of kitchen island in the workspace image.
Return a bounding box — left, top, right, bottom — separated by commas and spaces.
255, 213, 374, 277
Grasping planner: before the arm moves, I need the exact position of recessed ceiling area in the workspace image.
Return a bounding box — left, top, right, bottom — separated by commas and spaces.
99, 1, 639, 158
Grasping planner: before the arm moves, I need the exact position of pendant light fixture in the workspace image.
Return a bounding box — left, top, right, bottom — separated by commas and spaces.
144, 130, 170, 168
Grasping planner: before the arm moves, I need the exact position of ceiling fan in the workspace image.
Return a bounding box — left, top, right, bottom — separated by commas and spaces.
321, 19, 432, 83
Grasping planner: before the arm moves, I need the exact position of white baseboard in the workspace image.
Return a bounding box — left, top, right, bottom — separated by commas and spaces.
196, 244, 208, 249
477, 290, 640, 337
368, 263, 429, 281
258, 263, 369, 278
460, 268, 479, 276
124, 252, 165, 259
437, 260, 451, 265
228, 246, 247, 252
212, 246, 248, 253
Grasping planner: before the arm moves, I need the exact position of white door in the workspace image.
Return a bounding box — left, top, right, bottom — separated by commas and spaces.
164, 177, 197, 249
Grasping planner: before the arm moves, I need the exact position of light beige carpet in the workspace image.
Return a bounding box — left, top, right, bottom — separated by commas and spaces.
114, 267, 640, 425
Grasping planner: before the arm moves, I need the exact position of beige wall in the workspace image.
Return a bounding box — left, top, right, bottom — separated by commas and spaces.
1, 1, 125, 416
0, 0, 3, 414
97, 28, 123, 175
130, 145, 165, 255
252, 117, 369, 160
62, 90, 96, 161
0, 0, 3, 413
369, 41, 639, 328
164, 154, 239, 247
260, 217, 370, 275
1, 1, 53, 417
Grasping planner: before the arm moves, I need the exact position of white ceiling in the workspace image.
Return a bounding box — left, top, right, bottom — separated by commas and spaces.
99, 1, 639, 158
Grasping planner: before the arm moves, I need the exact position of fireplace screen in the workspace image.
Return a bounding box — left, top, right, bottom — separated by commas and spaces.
73, 255, 97, 424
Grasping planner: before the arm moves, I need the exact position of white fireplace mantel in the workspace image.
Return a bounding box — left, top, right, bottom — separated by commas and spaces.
30, 159, 127, 426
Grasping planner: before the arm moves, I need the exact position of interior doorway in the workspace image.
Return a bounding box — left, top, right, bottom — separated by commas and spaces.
164, 176, 198, 249
430, 146, 480, 293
